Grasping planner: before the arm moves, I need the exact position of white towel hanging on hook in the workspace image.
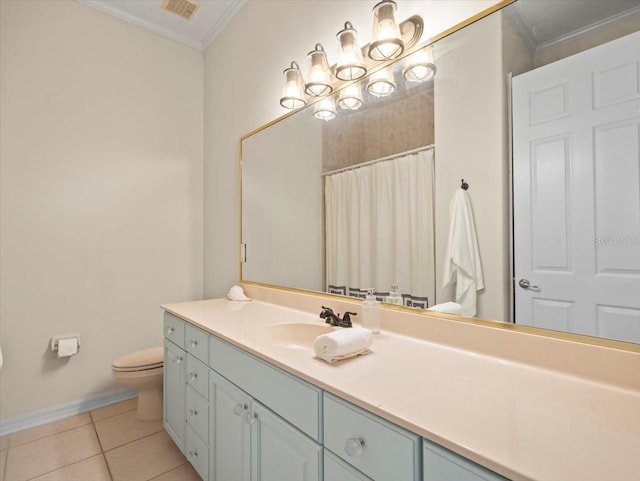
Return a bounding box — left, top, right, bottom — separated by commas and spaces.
442, 187, 484, 316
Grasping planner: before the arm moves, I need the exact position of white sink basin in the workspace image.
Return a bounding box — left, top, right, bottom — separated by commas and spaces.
253, 323, 336, 350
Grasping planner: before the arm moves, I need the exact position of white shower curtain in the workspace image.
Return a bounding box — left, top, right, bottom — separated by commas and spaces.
325, 148, 435, 307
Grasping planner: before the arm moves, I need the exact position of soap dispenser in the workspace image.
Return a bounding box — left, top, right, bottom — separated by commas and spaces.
385, 284, 403, 305
362, 288, 381, 334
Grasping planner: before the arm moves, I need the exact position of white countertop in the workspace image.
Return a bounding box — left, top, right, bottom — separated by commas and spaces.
162, 298, 640, 481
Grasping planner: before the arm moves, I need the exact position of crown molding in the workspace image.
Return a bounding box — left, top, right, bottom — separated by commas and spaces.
536, 4, 640, 53
202, 0, 248, 49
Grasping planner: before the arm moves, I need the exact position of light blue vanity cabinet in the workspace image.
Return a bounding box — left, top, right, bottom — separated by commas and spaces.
185, 366, 210, 479
163, 313, 211, 478
163, 311, 513, 481
163, 313, 186, 453
423, 439, 509, 481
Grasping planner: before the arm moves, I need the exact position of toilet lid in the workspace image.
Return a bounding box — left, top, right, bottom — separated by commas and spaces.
112, 346, 163, 372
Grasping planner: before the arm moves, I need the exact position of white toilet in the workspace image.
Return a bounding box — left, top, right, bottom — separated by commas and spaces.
112, 347, 164, 420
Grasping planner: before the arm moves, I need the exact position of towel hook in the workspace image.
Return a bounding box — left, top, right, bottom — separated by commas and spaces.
461, 179, 469, 190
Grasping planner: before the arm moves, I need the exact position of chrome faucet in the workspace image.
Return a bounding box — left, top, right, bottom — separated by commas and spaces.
320, 306, 356, 328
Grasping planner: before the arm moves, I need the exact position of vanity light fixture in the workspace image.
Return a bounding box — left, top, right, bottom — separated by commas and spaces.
279, 61, 307, 110
335, 21, 368, 81
313, 96, 337, 121
403, 45, 436, 82
305, 44, 333, 97
367, 67, 396, 97
338, 83, 363, 111
369, 0, 404, 61
278, 1, 425, 111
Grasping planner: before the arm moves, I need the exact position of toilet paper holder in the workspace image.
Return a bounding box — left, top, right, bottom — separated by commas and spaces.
51, 334, 81, 355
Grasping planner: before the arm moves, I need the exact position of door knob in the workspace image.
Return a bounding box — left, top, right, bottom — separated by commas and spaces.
518, 279, 539, 289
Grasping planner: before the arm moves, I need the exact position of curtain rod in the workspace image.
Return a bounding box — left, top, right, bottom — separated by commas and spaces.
321, 144, 435, 177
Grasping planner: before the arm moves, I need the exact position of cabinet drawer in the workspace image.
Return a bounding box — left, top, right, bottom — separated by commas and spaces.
186, 425, 208, 481
185, 324, 209, 364
186, 386, 209, 444
324, 393, 421, 481
186, 354, 209, 400
210, 336, 322, 442
163, 312, 184, 348
325, 450, 373, 481
423, 439, 509, 481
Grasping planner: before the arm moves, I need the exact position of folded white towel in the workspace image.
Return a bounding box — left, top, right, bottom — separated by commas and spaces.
227, 285, 251, 302
314, 327, 373, 364
427, 302, 463, 315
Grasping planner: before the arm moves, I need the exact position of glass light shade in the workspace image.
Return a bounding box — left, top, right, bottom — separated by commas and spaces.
279, 61, 307, 110
369, 0, 404, 61
335, 21, 367, 81
337, 84, 363, 111
367, 68, 396, 97
403, 46, 436, 82
313, 96, 337, 121
305, 44, 333, 97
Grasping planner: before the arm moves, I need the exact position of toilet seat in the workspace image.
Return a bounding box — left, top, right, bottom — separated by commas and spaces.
112, 346, 163, 372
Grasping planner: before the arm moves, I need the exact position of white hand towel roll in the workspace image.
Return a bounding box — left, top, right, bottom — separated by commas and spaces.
314, 327, 373, 363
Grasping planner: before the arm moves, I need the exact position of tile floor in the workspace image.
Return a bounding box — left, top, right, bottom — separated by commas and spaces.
0, 398, 202, 481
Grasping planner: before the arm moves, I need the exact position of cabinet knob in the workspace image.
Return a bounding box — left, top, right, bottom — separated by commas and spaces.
243, 411, 257, 425
174, 356, 183, 364
189, 372, 197, 382
345, 437, 365, 457
187, 450, 198, 461
166, 327, 174, 334
189, 409, 198, 417
233, 403, 248, 416
190, 340, 198, 348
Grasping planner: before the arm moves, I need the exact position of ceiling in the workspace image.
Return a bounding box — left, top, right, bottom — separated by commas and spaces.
79, 0, 247, 51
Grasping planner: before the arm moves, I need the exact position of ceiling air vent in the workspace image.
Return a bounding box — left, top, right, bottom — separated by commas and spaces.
161, 0, 200, 21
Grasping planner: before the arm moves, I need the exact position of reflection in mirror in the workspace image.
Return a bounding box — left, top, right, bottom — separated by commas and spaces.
241, 0, 640, 346
243, 45, 436, 306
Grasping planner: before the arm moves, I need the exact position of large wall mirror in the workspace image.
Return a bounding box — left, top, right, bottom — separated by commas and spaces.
241, 0, 640, 347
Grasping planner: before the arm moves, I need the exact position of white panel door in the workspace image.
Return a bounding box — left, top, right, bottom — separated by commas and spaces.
513, 31, 640, 343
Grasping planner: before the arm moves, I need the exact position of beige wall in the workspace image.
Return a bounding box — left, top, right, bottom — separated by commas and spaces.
204, 0, 501, 299
0, 0, 204, 420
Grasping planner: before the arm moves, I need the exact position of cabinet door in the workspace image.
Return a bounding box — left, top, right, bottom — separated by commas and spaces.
163, 339, 185, 453
250, 401, 322, 481
210, 370, 251, 481
423, 440, 509, 481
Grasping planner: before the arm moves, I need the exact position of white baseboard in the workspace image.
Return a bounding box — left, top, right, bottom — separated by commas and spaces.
0, 388, 137, 436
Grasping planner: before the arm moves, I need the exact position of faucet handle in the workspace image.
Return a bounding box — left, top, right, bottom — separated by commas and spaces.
341, 312, 357, 327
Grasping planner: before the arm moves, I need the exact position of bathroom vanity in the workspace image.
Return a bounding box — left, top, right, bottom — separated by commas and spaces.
161, 290, 640, 481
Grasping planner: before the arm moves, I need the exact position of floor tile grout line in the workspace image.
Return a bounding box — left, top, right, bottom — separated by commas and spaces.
91, 418, 117, 481
102, 427, 167, 455
90, 405, 137, 425
7, 418, 94, 450
22, 453, 106, 481
146, 460, 191, 481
